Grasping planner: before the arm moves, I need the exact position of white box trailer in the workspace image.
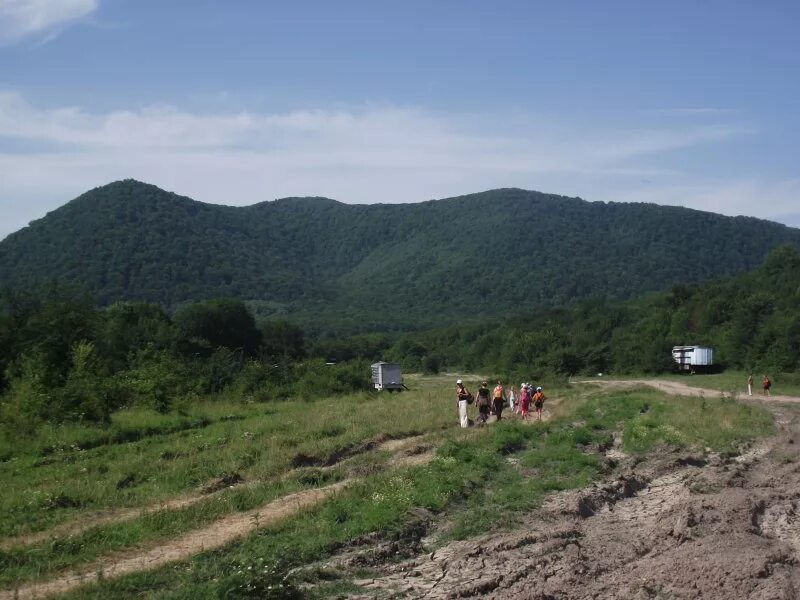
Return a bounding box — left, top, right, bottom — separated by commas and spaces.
371, 362, 404, 392
672, 346, 714, 372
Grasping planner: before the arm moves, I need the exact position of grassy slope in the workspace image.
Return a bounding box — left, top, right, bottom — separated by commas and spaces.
0, 376, 774, 596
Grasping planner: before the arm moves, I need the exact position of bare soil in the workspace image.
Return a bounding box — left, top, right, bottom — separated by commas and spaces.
340, 386, 800, 599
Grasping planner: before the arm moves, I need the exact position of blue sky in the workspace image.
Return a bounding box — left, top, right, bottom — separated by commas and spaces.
0, 0, 798, 238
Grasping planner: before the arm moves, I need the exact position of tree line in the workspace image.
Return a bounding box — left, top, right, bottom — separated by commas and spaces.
0, 292, 368, 433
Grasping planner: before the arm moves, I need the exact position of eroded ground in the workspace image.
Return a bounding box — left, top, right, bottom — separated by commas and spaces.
328, 392, 800, 599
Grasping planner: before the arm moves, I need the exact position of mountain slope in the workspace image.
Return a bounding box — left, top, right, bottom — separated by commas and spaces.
1, 180, 799, 331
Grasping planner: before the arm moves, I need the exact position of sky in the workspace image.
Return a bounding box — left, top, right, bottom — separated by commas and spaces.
0, 0, 799, 238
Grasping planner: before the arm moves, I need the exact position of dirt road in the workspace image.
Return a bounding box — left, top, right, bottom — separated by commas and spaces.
343, 383, 800, 599
576, 377, 800, 405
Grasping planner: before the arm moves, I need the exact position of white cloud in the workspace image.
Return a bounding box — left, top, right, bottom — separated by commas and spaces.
1, 91, 790, 239
609, 179, 800, 224
0, 0, 98, 45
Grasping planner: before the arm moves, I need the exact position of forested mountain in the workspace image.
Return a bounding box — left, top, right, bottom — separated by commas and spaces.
2, 179, 799, 332
379, 245, 800, 376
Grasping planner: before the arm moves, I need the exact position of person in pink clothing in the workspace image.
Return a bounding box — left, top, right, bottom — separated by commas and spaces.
519, 384, 531, 420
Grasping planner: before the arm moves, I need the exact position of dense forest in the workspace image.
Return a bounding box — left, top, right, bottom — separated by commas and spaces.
376, 245, 800, 379
2, 246, 799, 436
2, 180, 800, 333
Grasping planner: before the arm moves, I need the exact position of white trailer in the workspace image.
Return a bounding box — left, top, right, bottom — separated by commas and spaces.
672, 346, 714, 372
371, 362, 404, 392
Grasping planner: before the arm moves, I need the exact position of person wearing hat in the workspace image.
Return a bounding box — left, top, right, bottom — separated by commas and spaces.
456, 379, 471, 428
519, 383, 531, 420
532, 387, 546, 421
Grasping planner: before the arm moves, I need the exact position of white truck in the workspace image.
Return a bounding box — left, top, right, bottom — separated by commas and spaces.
371, 361, 404, 392
672, 346, 714, 373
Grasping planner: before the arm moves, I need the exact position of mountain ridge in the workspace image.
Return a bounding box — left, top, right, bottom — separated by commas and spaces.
1, 179, 799, 333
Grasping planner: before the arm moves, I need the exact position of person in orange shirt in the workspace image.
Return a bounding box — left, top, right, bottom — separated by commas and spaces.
532, 387, 546, 421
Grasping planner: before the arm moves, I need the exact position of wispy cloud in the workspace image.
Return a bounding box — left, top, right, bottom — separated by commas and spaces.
0, 90, 786, 238
0, 0, 98, 46
642, 107, 739, 117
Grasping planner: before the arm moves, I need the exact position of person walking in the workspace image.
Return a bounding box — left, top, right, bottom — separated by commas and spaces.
492, 380, 507, 421
476, 380, 491, 426
747, 374, 754, 396
519, 384, 531, 421
763, 375, 772, 397
532, 387, 546, 421
508, 387, 517, 414
456, 379, 471, 428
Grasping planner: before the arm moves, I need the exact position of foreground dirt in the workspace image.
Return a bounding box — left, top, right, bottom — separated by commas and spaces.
339, 390, 800, 599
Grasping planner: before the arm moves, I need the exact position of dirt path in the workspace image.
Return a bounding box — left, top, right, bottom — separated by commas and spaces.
341, 387, 800, 599
576, 377, 800, 405
0, 441, 436, 600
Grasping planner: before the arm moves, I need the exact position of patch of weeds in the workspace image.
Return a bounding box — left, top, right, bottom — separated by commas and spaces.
43, 492, 82, 510
218, 557, 304, 599
317, 424, 347, 438
115, 473, 138, 490
689, 478, 721, 495
295, 468, 332, 487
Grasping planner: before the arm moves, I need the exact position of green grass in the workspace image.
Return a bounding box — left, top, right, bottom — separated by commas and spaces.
31, 383, 772, 600
0, 378, 460, 539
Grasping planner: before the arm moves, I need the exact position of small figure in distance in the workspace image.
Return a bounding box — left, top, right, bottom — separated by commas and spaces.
763, 375, 772, 397
492, 380, 507, 421
456, 379, 471, 428
476, 380, 491, 426
508, 386, 517, 415
533, 386, 546, 421
747, 373, 754, 397
519, 383, 531, 421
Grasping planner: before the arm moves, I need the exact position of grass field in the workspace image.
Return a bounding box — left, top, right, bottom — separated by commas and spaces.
0, 374, 775, 598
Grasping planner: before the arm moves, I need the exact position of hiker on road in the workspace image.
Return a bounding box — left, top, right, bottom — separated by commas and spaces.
748, 374, 754, 396
519, 384, 531, 420
508, 387, 517, 414
763, 375, 772, 397
476, 380, 491, 426
492, 380, 507, 421
532, 386, 546, 421
456, 380, 471, 428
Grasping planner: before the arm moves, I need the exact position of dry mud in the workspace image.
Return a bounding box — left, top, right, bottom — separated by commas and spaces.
340, 399, 800, 599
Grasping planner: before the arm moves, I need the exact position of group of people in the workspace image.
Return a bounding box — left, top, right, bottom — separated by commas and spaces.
747, 374, 772, 397
455, 379, 546, 428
